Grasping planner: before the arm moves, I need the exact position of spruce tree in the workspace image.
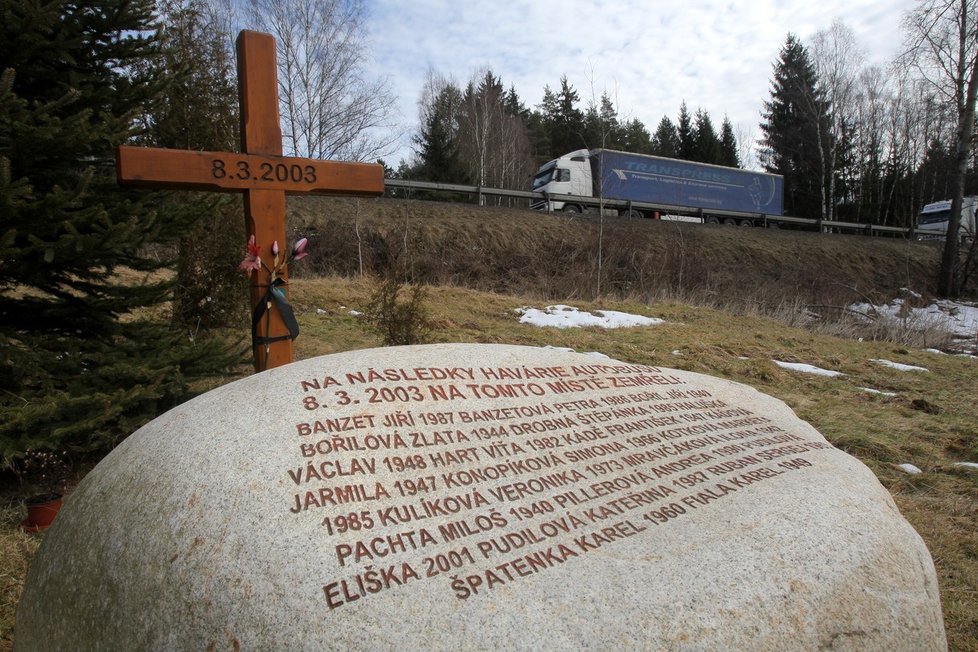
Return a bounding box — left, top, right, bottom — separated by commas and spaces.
152, 0, 245, 330
693, 109, 721, 164
676, 102, 696, 160
532, 85, 559, 160
760, 34, 831, 220
621, 118, 653, 154
0, 0, 239, 466
547, 76, 584, 156
504, 85, 529, 121
651, 116, 680, 158
413, 86, 467, 184
719, 117, 741, 168
583, 93, 622, 149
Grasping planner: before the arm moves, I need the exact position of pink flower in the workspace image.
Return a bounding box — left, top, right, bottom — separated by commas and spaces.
246, 235, 260, 257
238, 235, 262, 274
291, 237, 309, 261
272, 240, 280, 256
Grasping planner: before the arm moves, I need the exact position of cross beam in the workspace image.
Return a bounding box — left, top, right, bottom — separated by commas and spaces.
116, 30, 384, 371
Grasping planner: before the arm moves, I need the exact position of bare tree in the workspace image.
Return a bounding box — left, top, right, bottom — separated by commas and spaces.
460, 71, 501, 190
246, 0, 398, 161
810, 20, 865, 221
734, 124, 758, 171
455, 69, 534, 196
417, 70, 462, 136
903, 0, 978, 297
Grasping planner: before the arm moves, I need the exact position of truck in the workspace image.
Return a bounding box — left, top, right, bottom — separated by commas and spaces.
916, 197, 977, 241
530, 148, 784, 226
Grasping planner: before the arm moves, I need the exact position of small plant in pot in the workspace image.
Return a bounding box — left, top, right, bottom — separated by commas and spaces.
22, 493, 63, 532
15, 449, 72, 533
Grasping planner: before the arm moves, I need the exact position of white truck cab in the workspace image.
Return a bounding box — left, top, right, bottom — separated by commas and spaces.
530, 149, 593, 212
917, 197, 977, 241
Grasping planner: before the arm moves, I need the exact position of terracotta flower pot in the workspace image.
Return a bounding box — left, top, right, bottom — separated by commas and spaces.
21, 493, 63, 533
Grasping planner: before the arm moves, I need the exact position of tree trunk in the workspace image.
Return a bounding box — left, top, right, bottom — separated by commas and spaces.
938, 3, 978, 297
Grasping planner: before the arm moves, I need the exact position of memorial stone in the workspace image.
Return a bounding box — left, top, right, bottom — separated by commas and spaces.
16, 344, 946, 650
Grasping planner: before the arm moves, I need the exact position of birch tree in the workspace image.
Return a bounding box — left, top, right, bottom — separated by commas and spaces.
810, 20, 864, 221
903, 0, 978, 296
247, 0, 398, 161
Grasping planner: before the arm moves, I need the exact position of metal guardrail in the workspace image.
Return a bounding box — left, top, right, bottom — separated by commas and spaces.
383, 178, 915, 238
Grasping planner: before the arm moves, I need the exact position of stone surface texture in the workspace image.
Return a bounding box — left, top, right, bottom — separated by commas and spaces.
16, 344, 946, 650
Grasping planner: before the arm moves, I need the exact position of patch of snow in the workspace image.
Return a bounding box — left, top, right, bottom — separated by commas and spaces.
349, 310, 362, 316
899, 287, 923, 300
737, 356, 750, 360
861, 387, 898, 397
848, 297, 978, 341
671, 350, 683, 356
518, 305, 663, 329
953, 462, 978, 471
923, 348, 945, 355
772, 360, 845, 377
316, 308, 327, 315
870, 359, 928, 372
896, 463, 923, 475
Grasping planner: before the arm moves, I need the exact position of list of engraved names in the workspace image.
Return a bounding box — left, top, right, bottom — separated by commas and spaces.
286, 363, 829, 609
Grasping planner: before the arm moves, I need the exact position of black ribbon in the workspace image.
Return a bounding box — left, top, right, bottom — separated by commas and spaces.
251, 278, 300, 348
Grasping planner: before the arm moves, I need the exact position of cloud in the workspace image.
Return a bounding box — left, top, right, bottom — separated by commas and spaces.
365, 0, 918, 166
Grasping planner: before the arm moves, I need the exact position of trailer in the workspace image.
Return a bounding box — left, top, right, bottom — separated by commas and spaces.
531, 149, 784, 226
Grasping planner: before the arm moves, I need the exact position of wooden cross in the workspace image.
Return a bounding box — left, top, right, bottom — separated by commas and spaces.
116, 30, 384, 372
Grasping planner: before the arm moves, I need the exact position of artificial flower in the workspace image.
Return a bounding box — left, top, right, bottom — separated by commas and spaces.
238, 235, 262, 273
292, 237, 309, 261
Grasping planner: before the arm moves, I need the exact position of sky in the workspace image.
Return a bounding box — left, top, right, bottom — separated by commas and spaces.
364, 0, 921, 167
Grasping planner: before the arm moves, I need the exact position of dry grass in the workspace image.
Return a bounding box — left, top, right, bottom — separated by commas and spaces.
1, 504, 42, 649
287, 196, 949, 308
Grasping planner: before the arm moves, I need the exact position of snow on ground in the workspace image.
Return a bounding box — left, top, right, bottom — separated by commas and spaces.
861, 387, 898, 397
848, 297, 978, 345
897, 463, 923, 474
518, 305, 663, 329
954, 462, 978, 471
871, 359, 929, 372
772, 360, 845, 377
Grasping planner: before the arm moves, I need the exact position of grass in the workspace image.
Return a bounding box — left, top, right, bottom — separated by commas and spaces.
2, 196, 977, 649
0, 505, 39, 652
288, 196, 955, 307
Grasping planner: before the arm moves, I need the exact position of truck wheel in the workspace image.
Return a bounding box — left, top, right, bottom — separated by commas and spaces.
622, 209, 643, 219
704, 216, 720, 225
563, 205, 580, 214
722, 218, 737, 226
738, 220, 753, 227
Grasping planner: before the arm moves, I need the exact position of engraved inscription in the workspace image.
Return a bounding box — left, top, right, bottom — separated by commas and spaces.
281, 362, 827, 609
